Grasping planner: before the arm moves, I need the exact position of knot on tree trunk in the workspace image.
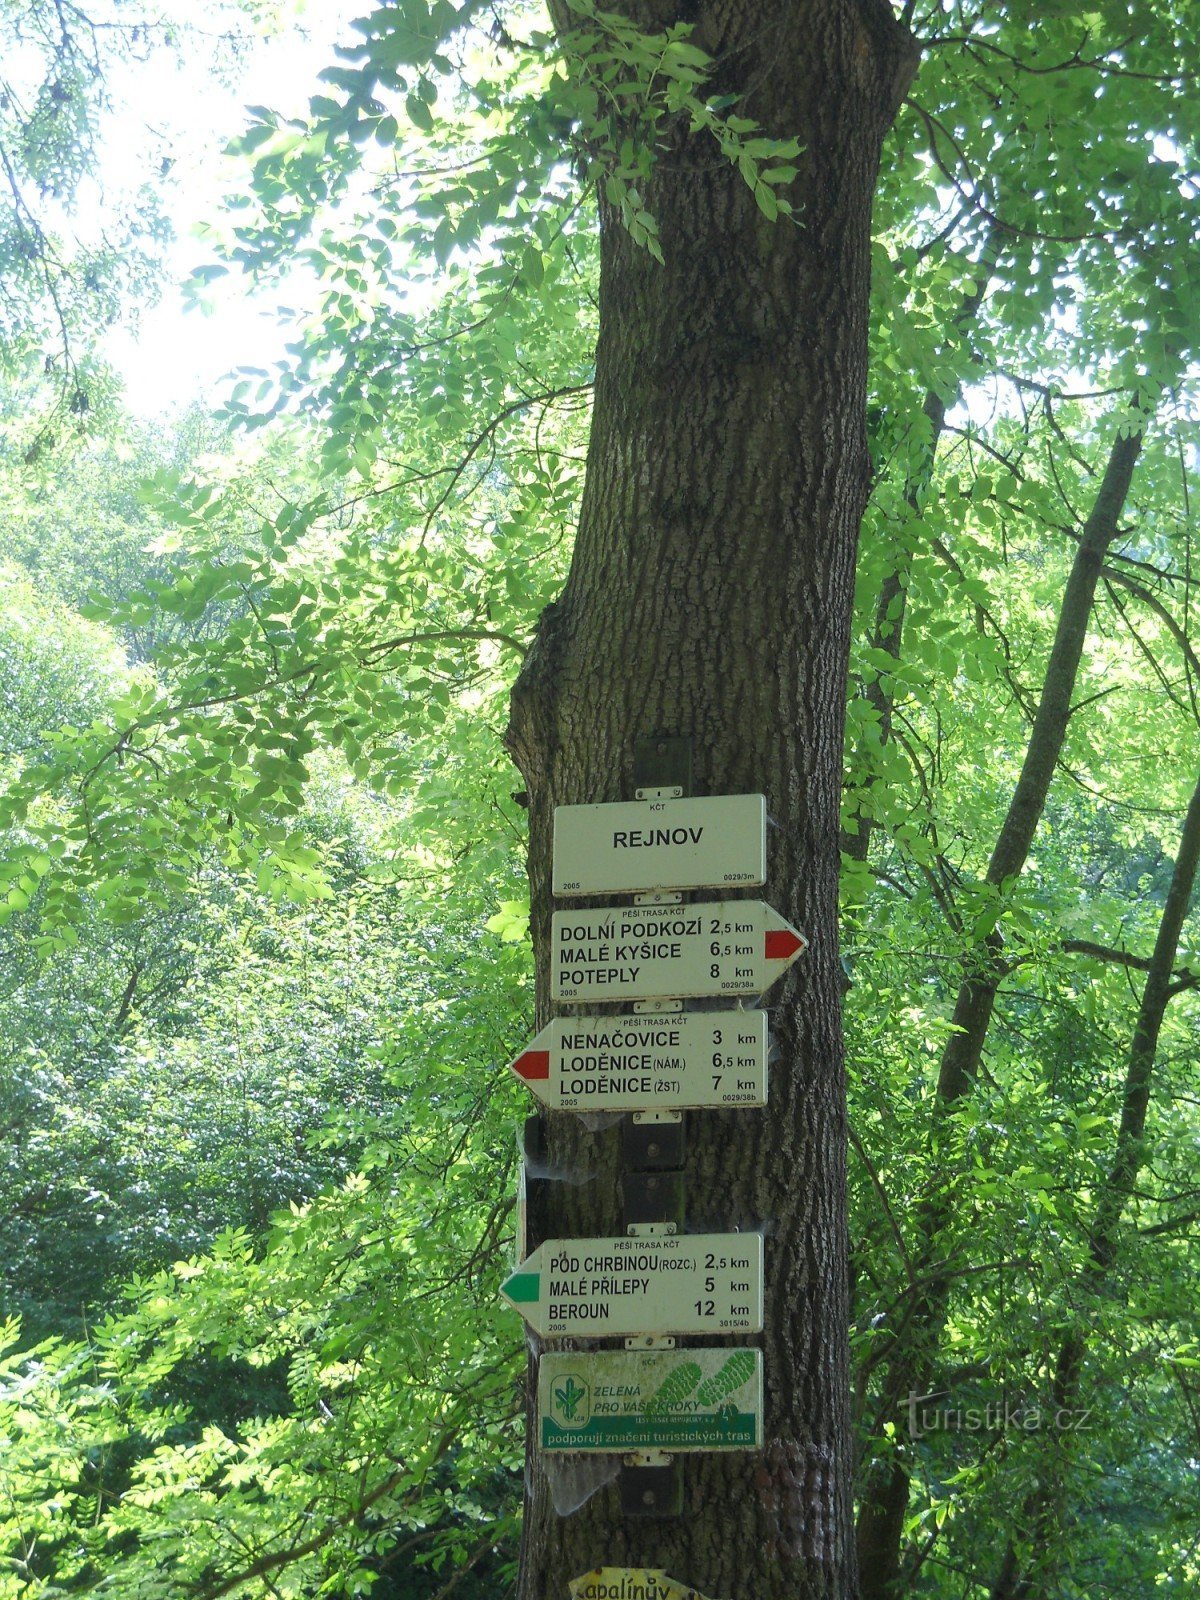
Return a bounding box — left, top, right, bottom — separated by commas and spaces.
506, 599, 569, 787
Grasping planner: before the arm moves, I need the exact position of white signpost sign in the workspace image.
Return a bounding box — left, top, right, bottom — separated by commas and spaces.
539, 1348, 763, 1453
551, 901, 806, 1003
500, 1231, 764, 1338
552, 794, 766, 896
508, 1011, 768, 1110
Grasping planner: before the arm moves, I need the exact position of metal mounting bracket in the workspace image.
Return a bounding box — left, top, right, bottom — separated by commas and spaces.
632, 735, 693, 800
619, 1458, 684, 1517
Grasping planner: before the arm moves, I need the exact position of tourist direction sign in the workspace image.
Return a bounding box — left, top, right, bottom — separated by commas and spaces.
570, 1572, 726, 1600
508, 1011, 768, 1111
551, 901, 806, 1003
539, 1348, 763, 1453
500, 1231, 763, 1338
552, 794, 766, 896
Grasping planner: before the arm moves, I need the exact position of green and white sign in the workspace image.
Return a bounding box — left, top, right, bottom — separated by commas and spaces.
500, 1232, 763, 1337
540, 1348, 763, 1452
552, 794, 766, 896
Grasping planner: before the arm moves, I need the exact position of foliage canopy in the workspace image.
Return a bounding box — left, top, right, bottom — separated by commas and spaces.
1, 1, 1199, 1597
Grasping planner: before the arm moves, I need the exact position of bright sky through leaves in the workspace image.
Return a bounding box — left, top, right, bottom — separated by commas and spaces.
101, 0, 361, 414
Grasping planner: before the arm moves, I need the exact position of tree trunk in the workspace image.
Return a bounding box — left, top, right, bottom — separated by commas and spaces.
505, 4, 917, 1596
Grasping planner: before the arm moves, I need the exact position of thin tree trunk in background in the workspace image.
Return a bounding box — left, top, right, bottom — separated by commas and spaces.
855, 424, 1145, 1599
986, 762, 1200, 1600
844, 224, 1000, 866
506, 4, 918, 1596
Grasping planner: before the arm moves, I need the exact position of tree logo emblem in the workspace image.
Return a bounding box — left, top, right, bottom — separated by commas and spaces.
554, 1375, 589, 1425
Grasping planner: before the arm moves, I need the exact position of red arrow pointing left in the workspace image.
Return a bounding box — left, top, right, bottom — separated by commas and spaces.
512, 1049, 551, 1081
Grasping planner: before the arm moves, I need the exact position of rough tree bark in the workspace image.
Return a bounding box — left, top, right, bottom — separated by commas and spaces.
504, 3, 918, 1596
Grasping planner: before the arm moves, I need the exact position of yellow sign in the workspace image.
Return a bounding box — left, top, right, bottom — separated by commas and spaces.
568, 1569, 724, 1600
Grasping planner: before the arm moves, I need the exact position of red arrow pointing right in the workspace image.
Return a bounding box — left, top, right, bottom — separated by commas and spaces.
764, 928, 805, 961
512, 1049, 551, 1081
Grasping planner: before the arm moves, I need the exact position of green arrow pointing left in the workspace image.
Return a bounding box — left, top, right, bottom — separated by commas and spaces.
503, 1270, 541, 1304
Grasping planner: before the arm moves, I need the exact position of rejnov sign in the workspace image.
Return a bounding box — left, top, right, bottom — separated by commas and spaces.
552, 794, 766, 896
551, 901, 806, 1003
539, 1348, 763, 1453
500, 1232, 764, 1338
508, 1011, 768, 1110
